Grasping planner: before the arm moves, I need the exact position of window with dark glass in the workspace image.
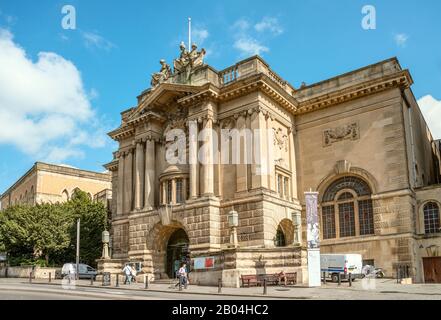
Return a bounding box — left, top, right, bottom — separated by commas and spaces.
322, 205, 336, 239
359, 199, 374, 235
339, 202, 355, 237
321, 176, 374, 238
275, 227, 286, 247
424, 202, 440, 234
176, 179, 183, 204
166, 180, 172, 204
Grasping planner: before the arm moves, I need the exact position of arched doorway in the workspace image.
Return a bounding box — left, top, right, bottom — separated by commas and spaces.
166, 229, 190, 278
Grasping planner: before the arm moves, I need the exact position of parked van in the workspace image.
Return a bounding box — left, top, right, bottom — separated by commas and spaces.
61, 263, 97, 280
320, 254, 363, 282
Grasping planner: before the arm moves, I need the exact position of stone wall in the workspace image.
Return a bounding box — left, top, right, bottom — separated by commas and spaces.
0, 266, 60, 279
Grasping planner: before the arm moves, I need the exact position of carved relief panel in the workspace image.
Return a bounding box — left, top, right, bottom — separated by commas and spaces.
323, 122, 359, 147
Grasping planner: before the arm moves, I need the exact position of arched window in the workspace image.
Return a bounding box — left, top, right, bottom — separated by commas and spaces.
423, 202, 440, 234
321, 176, 374, 239
275, 226, 286, 247
159, 165, 189, 205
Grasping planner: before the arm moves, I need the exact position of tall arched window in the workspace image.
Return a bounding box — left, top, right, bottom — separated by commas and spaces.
423, 202, 440, 234
275, 226, 286, 247
321, 176, 374, 239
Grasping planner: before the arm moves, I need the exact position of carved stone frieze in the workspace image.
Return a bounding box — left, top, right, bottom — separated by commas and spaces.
323, 122, 359, 147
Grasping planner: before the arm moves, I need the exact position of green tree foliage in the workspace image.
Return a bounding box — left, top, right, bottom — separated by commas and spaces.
0, 190, 108, 267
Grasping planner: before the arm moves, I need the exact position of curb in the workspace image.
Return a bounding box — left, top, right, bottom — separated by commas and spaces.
29, 281, 314, 300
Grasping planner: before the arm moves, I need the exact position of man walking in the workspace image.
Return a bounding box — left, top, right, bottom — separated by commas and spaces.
122, 264, 132, 285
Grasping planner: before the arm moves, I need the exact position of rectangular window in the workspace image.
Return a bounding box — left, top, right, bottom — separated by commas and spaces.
277, 175, 283, 197
322, 205, 336, 239
176, 179, 183, 204
339, 202, 355, 237
166, 180, 172, 204
359, 199, 374, 235
284, 177, 289, 199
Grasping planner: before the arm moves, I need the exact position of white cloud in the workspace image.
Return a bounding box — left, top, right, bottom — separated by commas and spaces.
234, 37, 269, 57
394, 33, 409, 47
82, 31, 115, 51
418, 95, 441, 139
254, 17, 283, 35
0, 28, 107, 163
232, 16, 282, 57
192, 28, 209, 45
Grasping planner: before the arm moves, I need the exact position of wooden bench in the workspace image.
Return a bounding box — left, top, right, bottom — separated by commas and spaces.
259, 274, 279, 286
284, 272, 297, 285
241, 274, 259, 287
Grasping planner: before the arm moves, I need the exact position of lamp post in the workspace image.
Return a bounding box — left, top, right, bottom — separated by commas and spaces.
292, 211, 302, 246
228, 210, 239, 248
102, 230, 110, 259
75, 218, 80, 280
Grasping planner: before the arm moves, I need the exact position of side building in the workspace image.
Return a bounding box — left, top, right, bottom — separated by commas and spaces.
0, 162, 112, 210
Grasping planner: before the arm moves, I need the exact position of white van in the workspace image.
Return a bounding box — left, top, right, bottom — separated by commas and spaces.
320, 254, 363, 282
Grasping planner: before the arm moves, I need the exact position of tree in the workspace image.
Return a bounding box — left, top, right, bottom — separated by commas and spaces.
64, 190, 108, 267
0, 189, 108, 267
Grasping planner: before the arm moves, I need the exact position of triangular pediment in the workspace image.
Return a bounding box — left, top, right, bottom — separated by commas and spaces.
129, 83, 205, 121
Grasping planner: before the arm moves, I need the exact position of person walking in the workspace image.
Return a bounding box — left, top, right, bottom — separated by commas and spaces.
122, 264, 132, 285
177, 263, 188, 289
131, 264, 137, 283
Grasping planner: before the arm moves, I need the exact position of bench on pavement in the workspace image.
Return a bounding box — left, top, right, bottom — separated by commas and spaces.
241, 274, 259, 287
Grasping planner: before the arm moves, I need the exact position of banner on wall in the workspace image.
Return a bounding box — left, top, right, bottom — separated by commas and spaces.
193, 257, 215, 270
305, 191, 321, 287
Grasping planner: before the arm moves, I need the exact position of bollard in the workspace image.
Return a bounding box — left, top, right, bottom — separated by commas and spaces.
263, 278, 267, 295
145, 275, 149, 289
396, 266, 400, 284
338, 273, 341, 286
322, 272, 326, 285
348, 273, 352, 287
29, 272, 32, 284
179, 276, 182, 291
90, 276, 94, 285
218, 278, 222, 293
115, 274, 119, 287
49, 272, 52, 283
68, 275, 71, 284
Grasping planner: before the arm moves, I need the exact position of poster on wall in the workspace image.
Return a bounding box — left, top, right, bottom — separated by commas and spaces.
305, 191, 321, 287
193, 257, 215, 270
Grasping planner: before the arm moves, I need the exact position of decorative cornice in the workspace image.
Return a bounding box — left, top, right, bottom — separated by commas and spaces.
295, 70, 412, 115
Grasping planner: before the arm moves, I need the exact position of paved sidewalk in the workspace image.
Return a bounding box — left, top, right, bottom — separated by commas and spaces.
18, 278, 441, 300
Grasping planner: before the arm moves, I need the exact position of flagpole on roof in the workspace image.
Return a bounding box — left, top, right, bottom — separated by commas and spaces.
188, 17, 191, 49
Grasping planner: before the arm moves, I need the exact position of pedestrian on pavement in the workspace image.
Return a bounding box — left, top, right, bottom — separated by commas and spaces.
131, 264, 137, 283
122, 264, 132, 285
177, 263, 188, 289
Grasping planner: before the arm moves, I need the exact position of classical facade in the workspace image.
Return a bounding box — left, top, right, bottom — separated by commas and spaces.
0, 162, 112, 210
101, 42, 441, 285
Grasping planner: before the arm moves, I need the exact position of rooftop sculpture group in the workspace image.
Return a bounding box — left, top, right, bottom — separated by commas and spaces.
150, 42, 206, 88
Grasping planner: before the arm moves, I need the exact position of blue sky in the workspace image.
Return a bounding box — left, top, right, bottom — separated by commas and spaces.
0, 0, 441, 193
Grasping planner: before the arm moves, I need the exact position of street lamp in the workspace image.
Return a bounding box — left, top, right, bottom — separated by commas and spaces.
228, 210, 239, 248
292, 211, 302, 246
102, 230, 110, 259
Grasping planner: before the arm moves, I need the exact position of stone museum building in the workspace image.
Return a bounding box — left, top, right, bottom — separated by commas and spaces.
100, 42, 441, 285
0, 162, 112, 210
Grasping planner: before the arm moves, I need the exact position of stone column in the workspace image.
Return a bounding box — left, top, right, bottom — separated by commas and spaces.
236, 113, 248, 192
266, 114, 276, 191
171, 179, 176, 204
144, 138, 155, 210
189, 120, 199, 199
117, 152, 124, 215
250, 109, 269, 189
288, 127, 298, 200
134, 141, 144, 210
202, 117, 214, 196
124, 149, 134, 213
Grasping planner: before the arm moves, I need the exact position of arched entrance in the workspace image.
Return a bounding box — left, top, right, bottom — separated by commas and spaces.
166, 228, 190, 278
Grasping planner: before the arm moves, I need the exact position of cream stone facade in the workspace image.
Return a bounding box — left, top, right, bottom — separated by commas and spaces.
0, 162, 112, 210
100, 45, 441, 286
